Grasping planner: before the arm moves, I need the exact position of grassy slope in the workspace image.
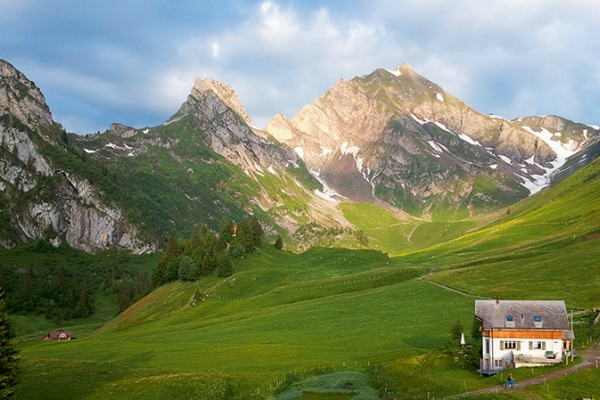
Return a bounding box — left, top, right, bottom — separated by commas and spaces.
406, 157, 600, 308
12, 159, 600, 398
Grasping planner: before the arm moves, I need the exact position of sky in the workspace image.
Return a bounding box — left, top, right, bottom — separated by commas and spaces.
2, 0, 600, 134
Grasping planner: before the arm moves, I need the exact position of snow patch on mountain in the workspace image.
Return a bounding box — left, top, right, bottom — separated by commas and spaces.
427, 140, 444, 156
340, 142, 360, 157
518, 126, 579, 194
294, 147, 304, 158
436, 93, 444, 102
320, 146, 332, 156
411, 114, 429, 125
458, 132, 481, 146
386, 68, 402, 77
308, 168, 344, 202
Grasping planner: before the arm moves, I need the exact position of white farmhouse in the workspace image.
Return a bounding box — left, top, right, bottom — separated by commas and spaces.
475, 299, 574, 375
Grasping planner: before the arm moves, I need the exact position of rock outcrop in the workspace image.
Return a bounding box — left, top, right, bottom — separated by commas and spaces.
0, 59, 152, 253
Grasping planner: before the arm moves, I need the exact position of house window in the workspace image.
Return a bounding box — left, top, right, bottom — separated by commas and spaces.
505, 340, 517, 349
506, 316, 514, 321
500, 340, 520, 350
534, 316, 542, 322
529, 341, 546, 350
485, 339, 490, 355
494, 359, 503, 368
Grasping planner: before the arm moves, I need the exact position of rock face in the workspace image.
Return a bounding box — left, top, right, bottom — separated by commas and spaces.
0, 59, 152, 253
171, 80, 296, 172
265, 63, 599, 214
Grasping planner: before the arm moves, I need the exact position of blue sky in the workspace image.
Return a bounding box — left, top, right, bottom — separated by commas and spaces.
2, 0, 600, 134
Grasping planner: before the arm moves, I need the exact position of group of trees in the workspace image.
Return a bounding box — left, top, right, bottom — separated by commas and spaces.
0, 265, 95, 322
151, 217, 264, 287
0, 242, 153, 322
0, 291, 18, 398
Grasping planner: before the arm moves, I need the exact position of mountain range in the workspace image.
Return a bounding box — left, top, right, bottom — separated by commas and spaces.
1, 59, 598, 252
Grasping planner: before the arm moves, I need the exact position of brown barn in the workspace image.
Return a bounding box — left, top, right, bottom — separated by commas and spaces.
41, 330, 72, 341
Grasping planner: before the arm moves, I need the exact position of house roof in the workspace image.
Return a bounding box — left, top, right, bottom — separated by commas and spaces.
48, 330, 72, 339
475, 300, 570, 330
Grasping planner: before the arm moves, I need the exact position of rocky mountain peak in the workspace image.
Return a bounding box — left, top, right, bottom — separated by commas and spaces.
397, 63, 415, 75
191, 77, 254, 126
0, 59, 54, 130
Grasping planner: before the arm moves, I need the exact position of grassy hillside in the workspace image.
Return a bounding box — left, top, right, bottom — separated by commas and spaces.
11, 159, 600, 399
395, 157, 600, 308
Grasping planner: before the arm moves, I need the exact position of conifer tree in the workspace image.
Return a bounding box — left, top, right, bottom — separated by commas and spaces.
151, 256, 168, 287
218, 254, 233, 277
165, 257, 182, 282
218, 219, 235, 249
178, 256, 195, 281
166, 229, 181, 259
201, 253, 214, 276
250, 216, 263, 246
0, 291, 18, 398
274, 235, 283, 250
190, 226, 201, 250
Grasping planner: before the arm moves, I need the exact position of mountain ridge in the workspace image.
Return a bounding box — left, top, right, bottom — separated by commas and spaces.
1, 58, 598, 252
265, 63, 598, 216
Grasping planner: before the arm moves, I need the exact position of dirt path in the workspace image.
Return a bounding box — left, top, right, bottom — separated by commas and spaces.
444, 338, 600, 398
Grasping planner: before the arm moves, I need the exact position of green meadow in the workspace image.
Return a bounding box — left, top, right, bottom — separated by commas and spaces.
10, 158, 600, 398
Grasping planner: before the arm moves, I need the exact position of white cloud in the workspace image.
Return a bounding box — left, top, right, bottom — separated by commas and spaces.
4, 0, 600, 133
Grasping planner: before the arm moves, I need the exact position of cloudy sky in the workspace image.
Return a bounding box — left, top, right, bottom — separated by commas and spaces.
2, 0, 600, 134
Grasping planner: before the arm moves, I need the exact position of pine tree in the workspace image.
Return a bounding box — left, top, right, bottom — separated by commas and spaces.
201, 253, 214, 276
236, 219, 254, 253
151, 256, 168, 287
250, 216, 263, 246
178, 256, 195, 281
218, 254, 233, 278
0, 292, 18, 398
218, 219, 235, 249
190, 226, 201, 250
165, 257, 182, 282
274, 235, 283, 250
165, 229, 181, 259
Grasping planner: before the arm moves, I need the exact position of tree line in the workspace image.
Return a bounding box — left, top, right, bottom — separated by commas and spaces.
151, 217, 264, 287
0, 239, 153, 321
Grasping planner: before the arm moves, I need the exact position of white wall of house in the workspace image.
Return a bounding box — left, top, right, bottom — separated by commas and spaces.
481, 336, 563, 370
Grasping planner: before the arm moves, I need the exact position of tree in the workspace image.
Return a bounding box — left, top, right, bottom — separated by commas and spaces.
165, 229, 181, 260
0, 291, 18, 398
274, 235, 283, 250
178, 256, 195, 281
218, 254, 233, 278
201, 253, 216, 276
190, 226, 201, 250
236, 219, 255, 253
450, 320, 464, 342
250, 216, 263, 246
218, 219, 235, 249
166, 256, 182, 282
151, 257, 168, 287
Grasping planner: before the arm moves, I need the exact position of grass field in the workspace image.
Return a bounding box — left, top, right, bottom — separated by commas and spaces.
9, 159, 600, 398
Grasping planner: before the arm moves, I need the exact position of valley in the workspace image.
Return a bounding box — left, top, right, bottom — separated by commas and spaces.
1, 58, 600, 399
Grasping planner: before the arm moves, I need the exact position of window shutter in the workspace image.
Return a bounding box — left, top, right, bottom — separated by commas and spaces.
542, 342, 546, 350
500, 341, 504, 350
529, 341, 533, 350
517, 341, 521, 351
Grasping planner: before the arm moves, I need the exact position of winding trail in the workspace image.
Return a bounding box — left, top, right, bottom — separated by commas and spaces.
444, 336, 600, 398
